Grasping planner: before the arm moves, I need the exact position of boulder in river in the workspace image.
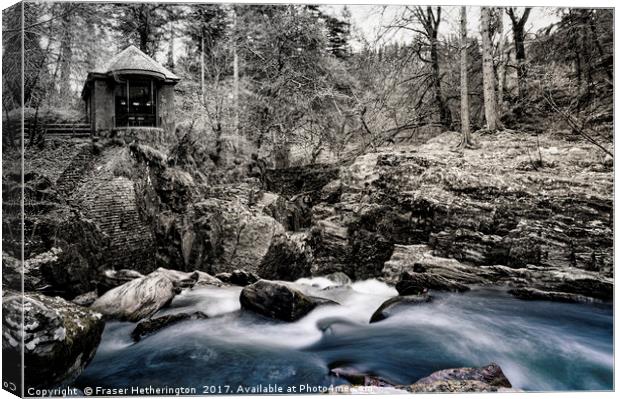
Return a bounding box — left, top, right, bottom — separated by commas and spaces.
508, 287, 600, 303
413, 363, 512, 388
327, 362, 513, 393
369, 294, 432, 323
71, 290, 99, 307
382, 244, 491, 286
216, 269, 259, 286
2, 290, 104, 389
191, 271, 225, 287
395, 271, 469, 295
257, 231, 313, 281
90, 270, 177, 322
97, 269, 144, 294
155, 267, 200, 289
185, 198, 288, 275
131, 311, 209, 341
407, 379, 508, 393
240, 280, 336, 321
324, 271, 352, 287
330, 366, 396, 387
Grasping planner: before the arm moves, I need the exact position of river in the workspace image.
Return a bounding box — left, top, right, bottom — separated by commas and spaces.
75, 278, 613, 393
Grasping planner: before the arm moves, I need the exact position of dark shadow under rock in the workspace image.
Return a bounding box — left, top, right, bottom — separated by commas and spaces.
216, 269, 259, 286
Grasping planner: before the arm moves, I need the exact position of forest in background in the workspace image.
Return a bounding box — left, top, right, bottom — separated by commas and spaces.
1, 2, 614, 165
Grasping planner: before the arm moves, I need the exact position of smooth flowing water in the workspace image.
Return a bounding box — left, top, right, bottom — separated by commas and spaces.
75, 279, 613, 393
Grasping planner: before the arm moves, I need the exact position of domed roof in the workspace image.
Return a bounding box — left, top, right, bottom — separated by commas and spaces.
90, 45, 180, 81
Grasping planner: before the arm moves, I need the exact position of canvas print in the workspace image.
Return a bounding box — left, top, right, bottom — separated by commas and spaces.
1, 1, 614, 397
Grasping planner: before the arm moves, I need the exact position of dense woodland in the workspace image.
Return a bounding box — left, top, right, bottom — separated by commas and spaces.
2, 3, 614, 161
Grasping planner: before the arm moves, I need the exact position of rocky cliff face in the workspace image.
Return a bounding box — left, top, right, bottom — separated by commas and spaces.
4, 130, 612, 303
268, 131, 613, 302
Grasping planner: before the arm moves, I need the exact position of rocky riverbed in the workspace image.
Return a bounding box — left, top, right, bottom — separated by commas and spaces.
72, 277, 611, 392
2, 130, 613, 391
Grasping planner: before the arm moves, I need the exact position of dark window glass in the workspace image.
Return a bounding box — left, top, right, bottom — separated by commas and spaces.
115, 79, 156, 127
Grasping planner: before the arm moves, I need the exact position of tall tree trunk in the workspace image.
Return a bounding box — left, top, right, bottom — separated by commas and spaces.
480, 7, 502, 131
167, 20, 175, 70
414, 6, 451, 130
495, 13, 506, 112
3, 103, 16, 149
459, 6, 472, 146
139, 7, 151, 54
426, 7, 451, 130
200, 32, 205, 105
58, 9, 73, 99
430, 35, 451, 129
507, 7, 531, 101
232, 8, 239, 137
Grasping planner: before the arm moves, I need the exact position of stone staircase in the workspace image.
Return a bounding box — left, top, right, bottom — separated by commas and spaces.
4, 121, 91, 139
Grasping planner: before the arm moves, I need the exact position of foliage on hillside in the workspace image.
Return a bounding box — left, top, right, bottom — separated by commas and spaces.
2, 4, 613, 165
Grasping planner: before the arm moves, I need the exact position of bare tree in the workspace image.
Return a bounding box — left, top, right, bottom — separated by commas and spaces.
458, 6, 473, 147
384, 6, 452, 130
480, 7, 502, 131
506, 7, 532, 100
412, 6, 452, 129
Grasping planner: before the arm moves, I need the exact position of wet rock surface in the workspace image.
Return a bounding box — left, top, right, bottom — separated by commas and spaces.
412, 363, 512, 388
216, 269, 260, 286
369, 294, 432, 323
90, 271, 178, 322
97, 269, 145, 294
71, 291, 99, 307
131, 311, 209, 341
192, 271, 225, 287
327, 363, 513, 393
407, 379, 508, 392
240, 280, 336, 321
396, 271, 469, 295
329, 366, 396, 387
508, 287, 601, 303
2, 290, 104, 389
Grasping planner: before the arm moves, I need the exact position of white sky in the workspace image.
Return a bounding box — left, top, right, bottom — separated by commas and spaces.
321, 5, 563, 50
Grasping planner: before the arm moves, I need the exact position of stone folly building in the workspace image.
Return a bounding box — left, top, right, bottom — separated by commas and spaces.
63, 46, 183, 276
81, 45, 180, 136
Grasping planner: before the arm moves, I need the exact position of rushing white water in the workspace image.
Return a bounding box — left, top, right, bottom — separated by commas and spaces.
76, 279, 613, 392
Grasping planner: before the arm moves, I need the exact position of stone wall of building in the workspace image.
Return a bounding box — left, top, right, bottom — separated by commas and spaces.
158, 84, 176, 133
105, 127, 177, 151
93, 80, 115, 132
